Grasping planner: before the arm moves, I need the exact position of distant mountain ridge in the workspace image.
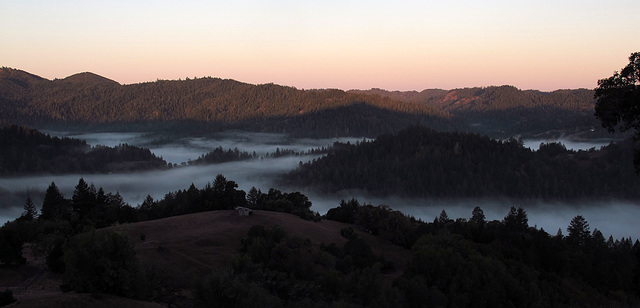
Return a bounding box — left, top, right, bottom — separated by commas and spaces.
0, 67, 600, 138
349, 86, 594, 112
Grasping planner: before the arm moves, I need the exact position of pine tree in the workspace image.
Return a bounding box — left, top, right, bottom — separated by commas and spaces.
40, 182, 69, 221
438, 210, 451, 224
567, 215, 590, 246
72, 178, 97, 219
503, 206, 528, 232
21, 195, 37, 220
470, 206, 486, 226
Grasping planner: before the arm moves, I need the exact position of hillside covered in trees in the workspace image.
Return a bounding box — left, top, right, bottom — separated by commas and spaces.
0, 125, 167, 175
0, 67, 604, 138
350, 86, 603, 138
0, 67, 446, 138
281, 125, 640, 200
1, 176, 638, 307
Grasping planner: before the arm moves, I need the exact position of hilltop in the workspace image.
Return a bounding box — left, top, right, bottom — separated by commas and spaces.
60, 72, 120, 85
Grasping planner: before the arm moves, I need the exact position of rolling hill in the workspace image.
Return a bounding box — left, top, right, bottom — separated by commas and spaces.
0, 67, 606, 138
0, 210, 410, 307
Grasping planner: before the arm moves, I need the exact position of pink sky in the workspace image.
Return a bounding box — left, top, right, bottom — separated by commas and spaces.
2, 1, 638, 91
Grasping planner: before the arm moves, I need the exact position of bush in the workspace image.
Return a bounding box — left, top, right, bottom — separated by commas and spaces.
62, 229, 145, 298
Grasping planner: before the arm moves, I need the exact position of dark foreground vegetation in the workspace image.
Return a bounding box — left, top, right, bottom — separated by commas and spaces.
0, 124, 167, 175
1, 175, 638, 307
283, 125, 640, 200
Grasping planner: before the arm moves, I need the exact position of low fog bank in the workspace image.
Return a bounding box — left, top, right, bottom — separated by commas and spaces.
2, 131, 637, 241
1, 164, 638, 240
0, 155, 311, 209
45, 130, 367, 164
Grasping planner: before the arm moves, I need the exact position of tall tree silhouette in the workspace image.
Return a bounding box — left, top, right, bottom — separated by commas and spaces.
40, 182, 70, 221
594, 52, 640, 172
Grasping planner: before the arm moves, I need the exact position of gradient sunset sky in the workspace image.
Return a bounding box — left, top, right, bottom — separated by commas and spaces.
2, 0, 638, 91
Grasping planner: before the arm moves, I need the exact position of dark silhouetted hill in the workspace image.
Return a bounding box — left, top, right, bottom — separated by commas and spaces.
61, 72, 120, 85
281, 125, 640, 200
0, 125, 167, 175
0, 68, 608, 138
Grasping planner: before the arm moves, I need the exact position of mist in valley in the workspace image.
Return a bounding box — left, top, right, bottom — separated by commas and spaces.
1, 131, 638, 241
522, 138, 615, 151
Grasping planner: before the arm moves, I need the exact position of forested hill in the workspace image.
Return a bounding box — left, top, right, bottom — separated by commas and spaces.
0, 125, 167, 175
281, 125, 640, 200
350, 86, 602, 138
349, 86, 594, 111
1, 67, 604, 138
0, 67, 447, 137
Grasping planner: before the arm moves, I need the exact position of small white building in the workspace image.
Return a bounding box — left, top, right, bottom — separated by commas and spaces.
234, 206, 253, 216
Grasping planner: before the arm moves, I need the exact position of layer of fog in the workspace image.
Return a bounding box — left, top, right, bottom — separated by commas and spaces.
48, 130, 367, 164
307, 195, 640, 241
1, 131, 637, 241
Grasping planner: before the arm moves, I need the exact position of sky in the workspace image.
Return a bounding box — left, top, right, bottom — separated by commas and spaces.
1, 0, 639, 91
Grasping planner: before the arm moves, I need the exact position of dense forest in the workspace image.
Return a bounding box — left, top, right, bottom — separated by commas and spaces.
0, 67, 605, 138
0, 68, 446, 138
281, 125, 640, 200
351, 86, 606, 138
350, 86, 594, 112
0, 124, 167, 175
1, 176, 638, 307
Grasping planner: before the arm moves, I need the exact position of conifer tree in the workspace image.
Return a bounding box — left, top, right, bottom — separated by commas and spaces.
40, 182, 69, 221
21, 195, 37, 220
567, 215, 591, 246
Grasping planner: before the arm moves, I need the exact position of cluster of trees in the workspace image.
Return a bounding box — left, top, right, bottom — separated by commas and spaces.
324, 199, 640, 307
187, 146, 325, 165
0, 125, 168, 175
246, 187, 319, 221
188, 146, 258, 165
282, 125, 640, 199
0, 178, 139, 268
594, 52, 640, 172
193, 224, 393, 307
138, 174, 317, 221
